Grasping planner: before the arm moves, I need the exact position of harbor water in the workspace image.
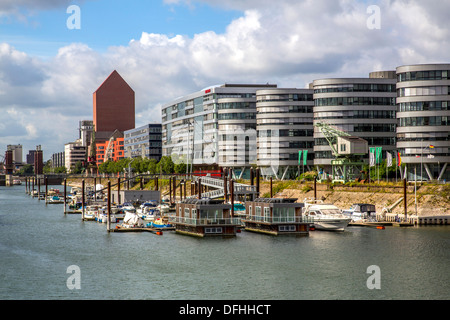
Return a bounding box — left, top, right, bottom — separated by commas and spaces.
0, 184, 449, 300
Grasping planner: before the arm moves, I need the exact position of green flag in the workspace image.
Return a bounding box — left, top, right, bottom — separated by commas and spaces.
298, 150, 302, 165
303, 150, 308, 166
376, 147, 382, 164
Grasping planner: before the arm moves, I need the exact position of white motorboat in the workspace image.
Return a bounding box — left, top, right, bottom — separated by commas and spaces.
84, 205, 99, 221
96, 207, 117, 223
342, 203, 377, 222
137, 202, 160, 221
302, 198, 352, 231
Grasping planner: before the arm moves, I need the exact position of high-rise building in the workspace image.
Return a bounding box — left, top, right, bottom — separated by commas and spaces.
93, 70, 135, 136
124, 123, 162, 161
312, 71, 397, 174
161, 84, 276, 178
256, 88, 314, 179
396, 64, 450, 181
93, 70, 135, 166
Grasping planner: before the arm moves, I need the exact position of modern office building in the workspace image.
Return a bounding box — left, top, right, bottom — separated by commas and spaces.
312, 71, 397, 175
256, 88, 314, 179
162, 84, 276, 178
396, 64, 450, 181
124, 123, 162, 161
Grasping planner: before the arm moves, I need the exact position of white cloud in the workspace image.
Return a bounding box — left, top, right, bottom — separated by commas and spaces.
1, 0, 450, 157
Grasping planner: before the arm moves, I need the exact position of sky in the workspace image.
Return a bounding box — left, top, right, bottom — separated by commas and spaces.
0, 0, 449, 160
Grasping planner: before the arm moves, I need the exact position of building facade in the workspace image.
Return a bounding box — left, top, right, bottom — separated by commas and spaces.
312, 71, 397, 176
256, 88, 314, 179
7, 144, 23, 164
95, 130, 125, 165
51, 152, 65, 168
162, 84, 276, 177
64, 141, 86, 173
93, 70, 135, 135
396, 64, 450, 181
124, 123, 162, 161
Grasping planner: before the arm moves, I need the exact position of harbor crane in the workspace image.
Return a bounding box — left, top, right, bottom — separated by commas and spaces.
314, 122, 368, 183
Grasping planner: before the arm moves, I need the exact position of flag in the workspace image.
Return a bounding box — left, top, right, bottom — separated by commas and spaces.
303, 150, 308, 166
397, 152, 402, 166
375, 147, 382, 164
387, 152, 392, 167
298, 150, 302, 165
369, 152, 375, 167
429, 145, 435, 148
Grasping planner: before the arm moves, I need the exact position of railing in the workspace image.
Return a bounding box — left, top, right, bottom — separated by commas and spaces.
169, 216, 242, 226
242, 215, 314, 224
192, 176, 257, 194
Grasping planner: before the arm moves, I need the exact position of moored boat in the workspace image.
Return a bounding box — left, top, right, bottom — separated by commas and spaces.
302, 198, 351, 231
343, 203, 377, 222
147, 217, 172, 229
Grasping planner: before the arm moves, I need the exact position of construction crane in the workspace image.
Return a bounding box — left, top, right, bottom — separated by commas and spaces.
314, 122, 368, 183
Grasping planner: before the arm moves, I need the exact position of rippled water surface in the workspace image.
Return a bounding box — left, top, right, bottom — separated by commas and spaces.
1, 185, 449, 300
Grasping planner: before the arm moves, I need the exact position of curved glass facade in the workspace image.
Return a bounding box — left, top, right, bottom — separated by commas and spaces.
312, 73, 397, 170
256, 88, 314, 179
396, 64, 450, 181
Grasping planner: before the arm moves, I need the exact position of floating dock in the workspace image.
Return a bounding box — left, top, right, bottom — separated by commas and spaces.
109, 226, 172, 234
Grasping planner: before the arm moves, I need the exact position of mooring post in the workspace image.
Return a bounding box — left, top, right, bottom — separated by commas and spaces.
314, 177, 317, 200
82, 179, 85, 221
32, 177, 34, 197
231, 179, 235, 217
45, 176, 48, 204
64, 179, 67, 214
107, 181, 111, 232
223, 169, 228, 202
117, 177, 121, 205
198, 178, 201, 199
37, 176, 40, 201
404, 178, 407, 222
270, 177, 273, 198
256, 168, 260, 198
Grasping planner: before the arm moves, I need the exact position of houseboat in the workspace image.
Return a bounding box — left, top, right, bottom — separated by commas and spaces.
242, 198, 310, 236
171, 198, 240, 237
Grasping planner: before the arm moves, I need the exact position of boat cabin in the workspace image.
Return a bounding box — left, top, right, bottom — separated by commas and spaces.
172, 198, 240, 237
242, 198, 309, 236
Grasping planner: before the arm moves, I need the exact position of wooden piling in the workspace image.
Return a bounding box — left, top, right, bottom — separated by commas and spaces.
403, 178, 407, 222
45, 177, 48, 204
64, 179, 67, 214
37, 176, 40, 201
117, 177, 121, 204
231, 179, 235, 217
314, 177, 317, 200
223, 170, 228, 202
198, 178, 201, 199
270, 177, 273, 198
81, 179, 85, 220
107, 181, 111, 232
256, 168, 260, 197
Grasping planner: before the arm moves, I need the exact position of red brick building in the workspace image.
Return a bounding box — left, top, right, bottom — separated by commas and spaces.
93, 70, 135, 134
93, 70, 135, 167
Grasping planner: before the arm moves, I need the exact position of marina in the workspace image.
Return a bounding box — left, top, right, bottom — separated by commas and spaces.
0, 182, 449, 300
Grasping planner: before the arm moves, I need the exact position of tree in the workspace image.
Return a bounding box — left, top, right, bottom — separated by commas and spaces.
147, 159, 158, 174
157, 156, 174, 174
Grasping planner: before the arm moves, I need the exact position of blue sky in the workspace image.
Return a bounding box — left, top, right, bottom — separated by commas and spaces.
0, 0, 449, 158
1, 1, 241, 57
